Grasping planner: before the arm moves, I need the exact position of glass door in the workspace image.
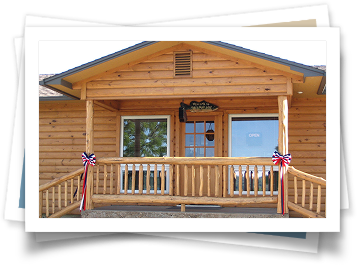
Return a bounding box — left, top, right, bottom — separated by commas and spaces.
184, 120, 215, 158
180, 115, 220, 197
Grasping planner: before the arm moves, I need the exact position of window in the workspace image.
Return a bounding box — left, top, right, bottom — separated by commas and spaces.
184, 120, 215, 157
228, 114, 279, 195
120, 115, 170, 193
229, 114, 279, 157
174, 51, 192, 77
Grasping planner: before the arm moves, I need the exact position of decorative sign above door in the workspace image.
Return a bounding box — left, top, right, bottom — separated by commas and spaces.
181, 100, 219, 113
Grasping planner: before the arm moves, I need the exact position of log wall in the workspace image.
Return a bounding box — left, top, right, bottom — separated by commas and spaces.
39, 101, 117, 214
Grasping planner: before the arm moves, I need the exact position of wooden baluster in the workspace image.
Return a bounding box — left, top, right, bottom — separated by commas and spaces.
262, 166, 266, 196
215, 165, 220, 197
302, 180, 306, 207
207, 165, 211, 197
246, 165, 250, 197
294, 176, 298, 204
199, 165, 203, 197
309, 182, 314, 211
110, 164, 114, 195
58, 184, 61, 210
117, 165, 121, 195
39, 191, 43, 218
139, 164, 143, 195
284, 167, 288, 215
46, 190, 49, 217
176, 165, 180, 196
192, 165, 196, 196
223, 165, 227, 197
52, 187, 55, 214
270, 166, 274, 196
238, 165, 242, 196
146, 164, 151, 194
184, 165, 188, 196
103, 164, 107, 195
64, 180, 68, 207
277, 167, 282, 213
170, 164, 174, 196
161, 164, 165, 195
77, 175, 80, 201
230, 165, 234, 197
71, 179, 74, 204
132, 164, 136, 194
254, 165, 258, 197
317, 184, 321, 214
154, 164, 158, 195
124, 164, 128, 195
96, 165, 100, 194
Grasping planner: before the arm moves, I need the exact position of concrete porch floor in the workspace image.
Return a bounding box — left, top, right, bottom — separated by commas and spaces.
81, 205, 288, 218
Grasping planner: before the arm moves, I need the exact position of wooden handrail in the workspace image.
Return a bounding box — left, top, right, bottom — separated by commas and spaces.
287, 166, 326, 186
97, 157, 274, 166
39, 168, 84, 192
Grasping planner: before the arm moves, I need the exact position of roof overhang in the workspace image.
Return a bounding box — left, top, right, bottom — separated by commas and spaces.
40, 41, 326, 99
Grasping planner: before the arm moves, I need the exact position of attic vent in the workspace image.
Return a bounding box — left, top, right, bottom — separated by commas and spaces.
174, 51, 192, 77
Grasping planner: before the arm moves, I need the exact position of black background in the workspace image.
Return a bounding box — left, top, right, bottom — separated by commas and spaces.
0, 1, 350, 258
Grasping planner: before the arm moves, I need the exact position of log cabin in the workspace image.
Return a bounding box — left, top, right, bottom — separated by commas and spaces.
38, 41, 326, 218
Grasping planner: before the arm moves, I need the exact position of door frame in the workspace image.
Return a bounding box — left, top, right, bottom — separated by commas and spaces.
177, 111, 224, 197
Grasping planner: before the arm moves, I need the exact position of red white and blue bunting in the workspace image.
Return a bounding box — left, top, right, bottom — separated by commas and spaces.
272, 151, 291, 216
80, 152, 96, 211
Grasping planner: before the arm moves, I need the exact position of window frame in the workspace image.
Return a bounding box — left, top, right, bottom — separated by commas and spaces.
228, 113, 279, 196
119, 115, 171, 194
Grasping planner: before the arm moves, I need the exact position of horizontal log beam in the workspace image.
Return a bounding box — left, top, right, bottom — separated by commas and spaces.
87, 92, 288, 101
96, 68, 281, 81
288, 201, 324, 218
48, 201, 81, 218
86, 84, 287, 99
97, 157, 274, 166
91, 194, 278, 206
87, 76, 287, 89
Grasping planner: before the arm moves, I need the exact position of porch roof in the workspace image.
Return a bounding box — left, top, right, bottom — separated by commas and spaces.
39, 41, 326, 100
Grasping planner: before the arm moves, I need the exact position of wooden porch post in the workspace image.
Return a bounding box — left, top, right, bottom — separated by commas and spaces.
86, 100, 94, 210
278, 96, 289, 214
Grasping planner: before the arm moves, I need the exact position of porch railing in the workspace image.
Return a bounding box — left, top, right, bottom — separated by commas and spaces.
39, 168, 84, 218
287, 166, 326, 218
39, 157, 326, 218
94, 157, 278, 196
90, 157, 279, 209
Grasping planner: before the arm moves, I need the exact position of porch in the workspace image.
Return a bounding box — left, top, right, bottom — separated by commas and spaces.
39, 156, 326, 218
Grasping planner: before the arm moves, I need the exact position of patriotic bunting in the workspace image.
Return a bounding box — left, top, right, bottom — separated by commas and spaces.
80, 152, 96, 211
272, 151, 291, 216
